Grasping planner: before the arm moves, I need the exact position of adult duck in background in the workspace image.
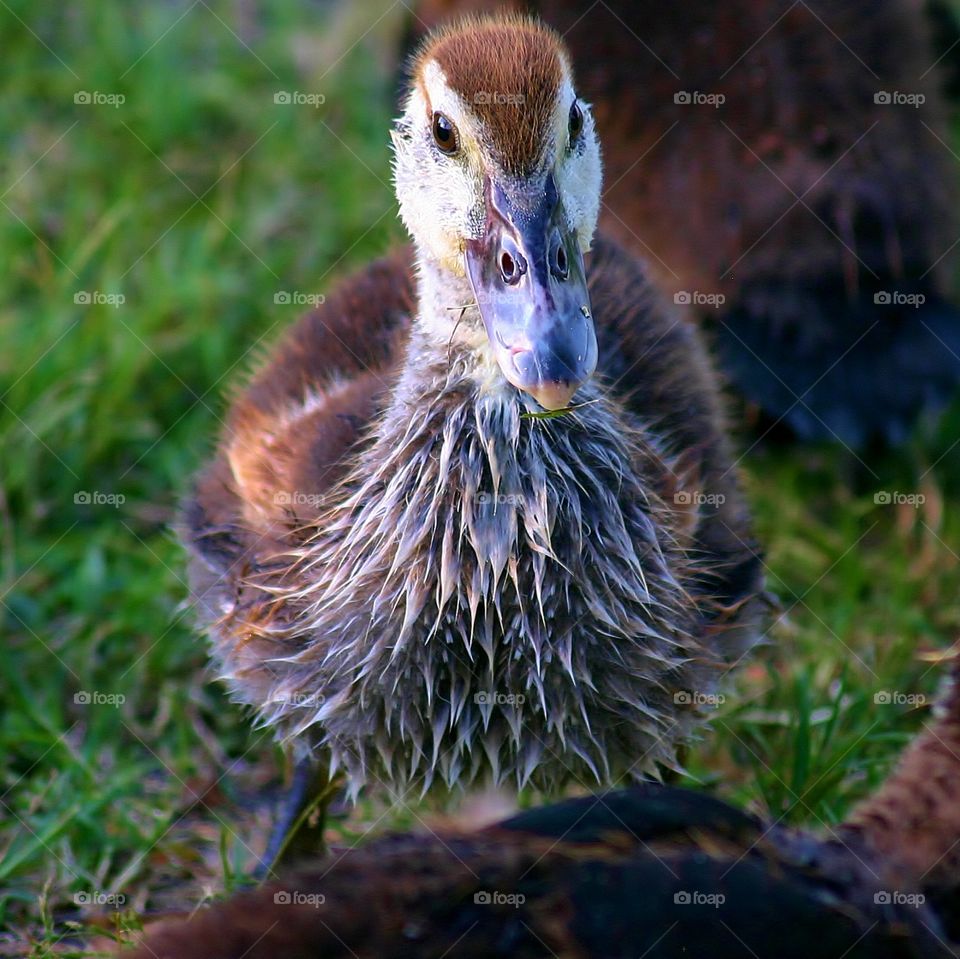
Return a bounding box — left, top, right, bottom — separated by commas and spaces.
413, 0, 960, 447
126, 648, 960, 958
183, 16, 764, 841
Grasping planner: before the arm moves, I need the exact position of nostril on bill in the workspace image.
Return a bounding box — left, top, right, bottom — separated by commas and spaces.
549, 228, 569, 280
498, 235, 527, 285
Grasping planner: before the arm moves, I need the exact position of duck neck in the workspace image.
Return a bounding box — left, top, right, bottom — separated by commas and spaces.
403, 250, 503, 390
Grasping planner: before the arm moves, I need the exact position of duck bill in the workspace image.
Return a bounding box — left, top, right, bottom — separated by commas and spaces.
464, 174, 597, 411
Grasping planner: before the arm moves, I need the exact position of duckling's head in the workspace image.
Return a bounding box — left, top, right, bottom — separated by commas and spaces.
393, 16, 601, 411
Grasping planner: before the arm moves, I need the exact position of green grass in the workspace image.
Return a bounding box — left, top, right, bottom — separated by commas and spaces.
2, 1, 960, 953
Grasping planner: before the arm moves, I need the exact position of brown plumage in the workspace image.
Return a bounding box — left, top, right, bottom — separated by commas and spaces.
123, 652, 960, 959
183, 17, 764, 807
419, 18, 566, 175
841, 659, 960, 931
412, 0, 960, 446
184, 248, 415, 640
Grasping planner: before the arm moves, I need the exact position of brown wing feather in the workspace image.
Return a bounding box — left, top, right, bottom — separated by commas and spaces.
180, 248, 415, 667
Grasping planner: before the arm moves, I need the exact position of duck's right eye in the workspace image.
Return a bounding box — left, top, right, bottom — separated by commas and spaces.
568, 100, 584, 145
432, 112, 459, 155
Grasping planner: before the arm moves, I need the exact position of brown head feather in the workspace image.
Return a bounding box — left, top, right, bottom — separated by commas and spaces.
415, 16, 567, 175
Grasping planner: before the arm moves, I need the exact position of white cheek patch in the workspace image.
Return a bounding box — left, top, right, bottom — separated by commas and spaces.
552, 77, 602, 252
557, 127, 602, 252
392, 63, 486, 270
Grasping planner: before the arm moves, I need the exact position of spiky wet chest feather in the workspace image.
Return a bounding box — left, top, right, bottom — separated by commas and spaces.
255, 365, 717, 794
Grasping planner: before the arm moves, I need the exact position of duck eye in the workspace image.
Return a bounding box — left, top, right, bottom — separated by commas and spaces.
432, 112, 459, 155
568, 100, 584, 145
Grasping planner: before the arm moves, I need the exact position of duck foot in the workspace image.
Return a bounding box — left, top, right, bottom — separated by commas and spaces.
254, 757, 335, 880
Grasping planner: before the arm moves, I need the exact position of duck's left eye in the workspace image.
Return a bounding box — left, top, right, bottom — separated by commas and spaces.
568, 100, 584, 145
432, 112, 459, 155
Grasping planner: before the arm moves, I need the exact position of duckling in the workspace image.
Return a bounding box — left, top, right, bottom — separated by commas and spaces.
413, 0, 960, 446
126, 650, 960, 959
184, 16, 764, 826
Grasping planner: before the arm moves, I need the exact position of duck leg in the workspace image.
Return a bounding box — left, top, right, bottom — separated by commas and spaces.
254, 756, 335, 879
